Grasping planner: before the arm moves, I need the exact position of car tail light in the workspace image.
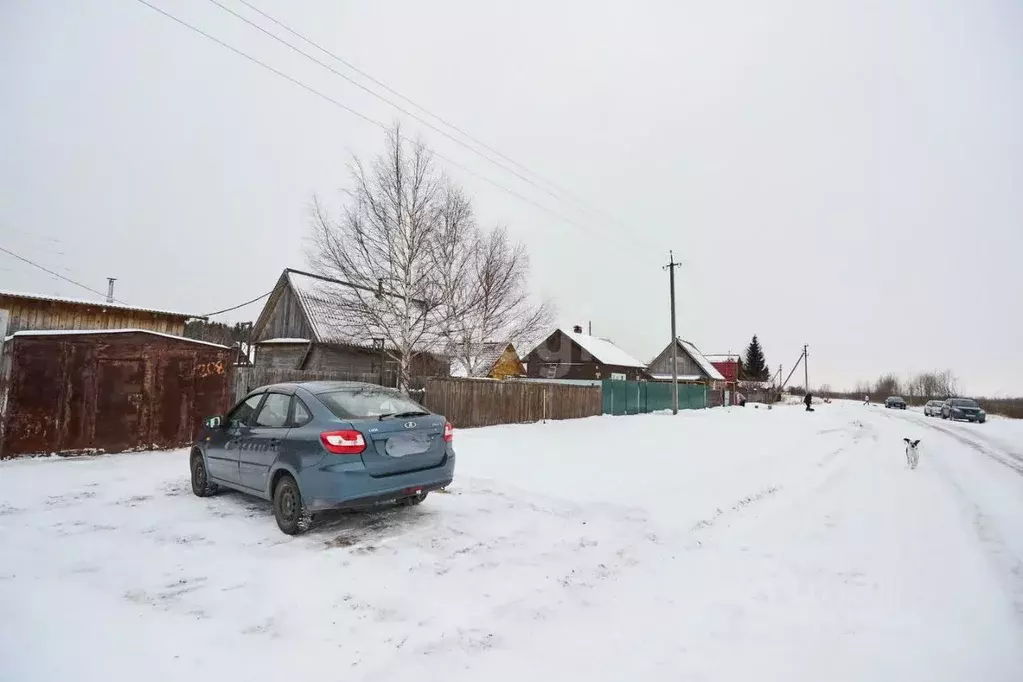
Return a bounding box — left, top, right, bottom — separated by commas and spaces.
443, 422, 454, 442
320, 430, 366, 455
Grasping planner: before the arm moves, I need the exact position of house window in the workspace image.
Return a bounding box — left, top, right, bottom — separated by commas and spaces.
611, 372, 626, 381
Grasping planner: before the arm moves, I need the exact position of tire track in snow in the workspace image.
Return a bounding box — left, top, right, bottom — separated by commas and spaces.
685, 418, 873, 544
881, 409, 1023, 622
881, 410, 1023, 476
926, 452, 1023, 622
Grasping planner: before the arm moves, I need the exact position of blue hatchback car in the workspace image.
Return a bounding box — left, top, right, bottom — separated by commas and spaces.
190, 381, 455, 534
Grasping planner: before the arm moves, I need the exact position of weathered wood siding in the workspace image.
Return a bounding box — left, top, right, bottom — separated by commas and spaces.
307, 345, 448, 379
254, 343, 309, 369
524, 330, 645, 381
647, 342, 706, 378
422, 378, 601, 428
254, 285, 314, 341
306, 344, 377, 373
0, 295, 188, 336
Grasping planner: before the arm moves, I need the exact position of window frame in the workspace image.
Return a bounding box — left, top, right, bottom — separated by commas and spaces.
251, 391, 293, 429
315, 387, 428, 420
227, 392, 266, 428
288, 396, 314, 427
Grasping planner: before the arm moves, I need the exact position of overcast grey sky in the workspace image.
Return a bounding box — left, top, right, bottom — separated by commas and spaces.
2, 0, 1021, 395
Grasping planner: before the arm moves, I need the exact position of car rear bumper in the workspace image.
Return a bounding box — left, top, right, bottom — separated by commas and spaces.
300, 452, 456, 512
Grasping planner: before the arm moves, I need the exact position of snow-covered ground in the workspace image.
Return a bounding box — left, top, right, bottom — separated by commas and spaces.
2, 401, 1022, 681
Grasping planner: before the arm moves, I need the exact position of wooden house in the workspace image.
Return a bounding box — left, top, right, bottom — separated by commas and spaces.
450, 342, 525, 380
646, 338, 726, 386
523, 326, 647, 381
0, 290, 198, 337
250, 269, 448, 382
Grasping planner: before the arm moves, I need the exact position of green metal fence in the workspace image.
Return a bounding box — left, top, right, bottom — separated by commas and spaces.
601, 380, 707, 415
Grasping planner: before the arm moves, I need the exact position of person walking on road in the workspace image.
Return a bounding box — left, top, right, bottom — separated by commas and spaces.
805, 393, 814, 412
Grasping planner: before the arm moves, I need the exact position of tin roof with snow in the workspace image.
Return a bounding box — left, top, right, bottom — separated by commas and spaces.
4, 329, 230, 349
561, 328, 646, 368
0, 289, 202, 319
252, 269, 434, 351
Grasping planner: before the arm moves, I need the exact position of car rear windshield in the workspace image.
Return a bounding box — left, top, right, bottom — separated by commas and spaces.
890, 397, 904, 402
951, 399, 979, 407
316, 388, 428, 420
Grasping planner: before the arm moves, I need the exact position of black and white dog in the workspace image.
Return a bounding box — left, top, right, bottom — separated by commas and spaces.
903, 438, 921, 469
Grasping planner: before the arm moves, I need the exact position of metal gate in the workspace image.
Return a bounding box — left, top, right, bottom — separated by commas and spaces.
601, 380, 707, 415
0, 331, 234, 457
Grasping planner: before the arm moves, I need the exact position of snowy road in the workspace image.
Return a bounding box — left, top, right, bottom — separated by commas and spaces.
2, 402, 1021, 681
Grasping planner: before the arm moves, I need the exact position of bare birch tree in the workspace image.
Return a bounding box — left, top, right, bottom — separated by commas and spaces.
309, 125, 552, 388
309, 126, 445, 390
443, 226, 553, 376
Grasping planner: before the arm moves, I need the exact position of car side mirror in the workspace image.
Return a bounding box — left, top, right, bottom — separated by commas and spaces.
204, 415, 224, 429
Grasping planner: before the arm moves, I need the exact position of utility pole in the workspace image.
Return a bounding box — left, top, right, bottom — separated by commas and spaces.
663, 251, 682, 415
803, 344, 809, 393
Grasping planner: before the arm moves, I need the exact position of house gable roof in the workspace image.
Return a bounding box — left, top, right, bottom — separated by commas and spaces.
531, 328, 646, 368
0, 289, 201, 319
648, 338, 726, 381
253, 269, 379, 348
451, 342, 518, 378
286, 269, 363, 345
5, 328, 229, 348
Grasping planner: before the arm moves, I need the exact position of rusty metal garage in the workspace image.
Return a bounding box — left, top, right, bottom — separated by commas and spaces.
0, 330, 234, 458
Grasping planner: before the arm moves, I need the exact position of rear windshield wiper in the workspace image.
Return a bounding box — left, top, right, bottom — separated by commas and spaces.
378, 410, 430, 420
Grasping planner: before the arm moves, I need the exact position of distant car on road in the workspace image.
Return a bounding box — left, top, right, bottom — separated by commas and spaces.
885, 396, 907, 409
941, 398, 986, 423
923, 400, 944, 417
189, 381, 455, 534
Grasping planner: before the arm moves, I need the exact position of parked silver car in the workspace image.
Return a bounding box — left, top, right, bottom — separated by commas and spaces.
923, 400, 944, 417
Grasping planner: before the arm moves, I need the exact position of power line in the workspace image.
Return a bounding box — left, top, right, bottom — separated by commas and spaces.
0, 245, 115, 301
222, 0, 637, 235
130, 0, 659, 266
1, 239, 255, 318
203, 290, 272, 317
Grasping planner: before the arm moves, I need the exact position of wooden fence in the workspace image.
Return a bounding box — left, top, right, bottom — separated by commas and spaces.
232, 370, 601, 428
422, 378, 602, 428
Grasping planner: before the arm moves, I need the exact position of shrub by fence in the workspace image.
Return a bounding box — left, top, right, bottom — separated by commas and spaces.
422, 378, 601, 428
